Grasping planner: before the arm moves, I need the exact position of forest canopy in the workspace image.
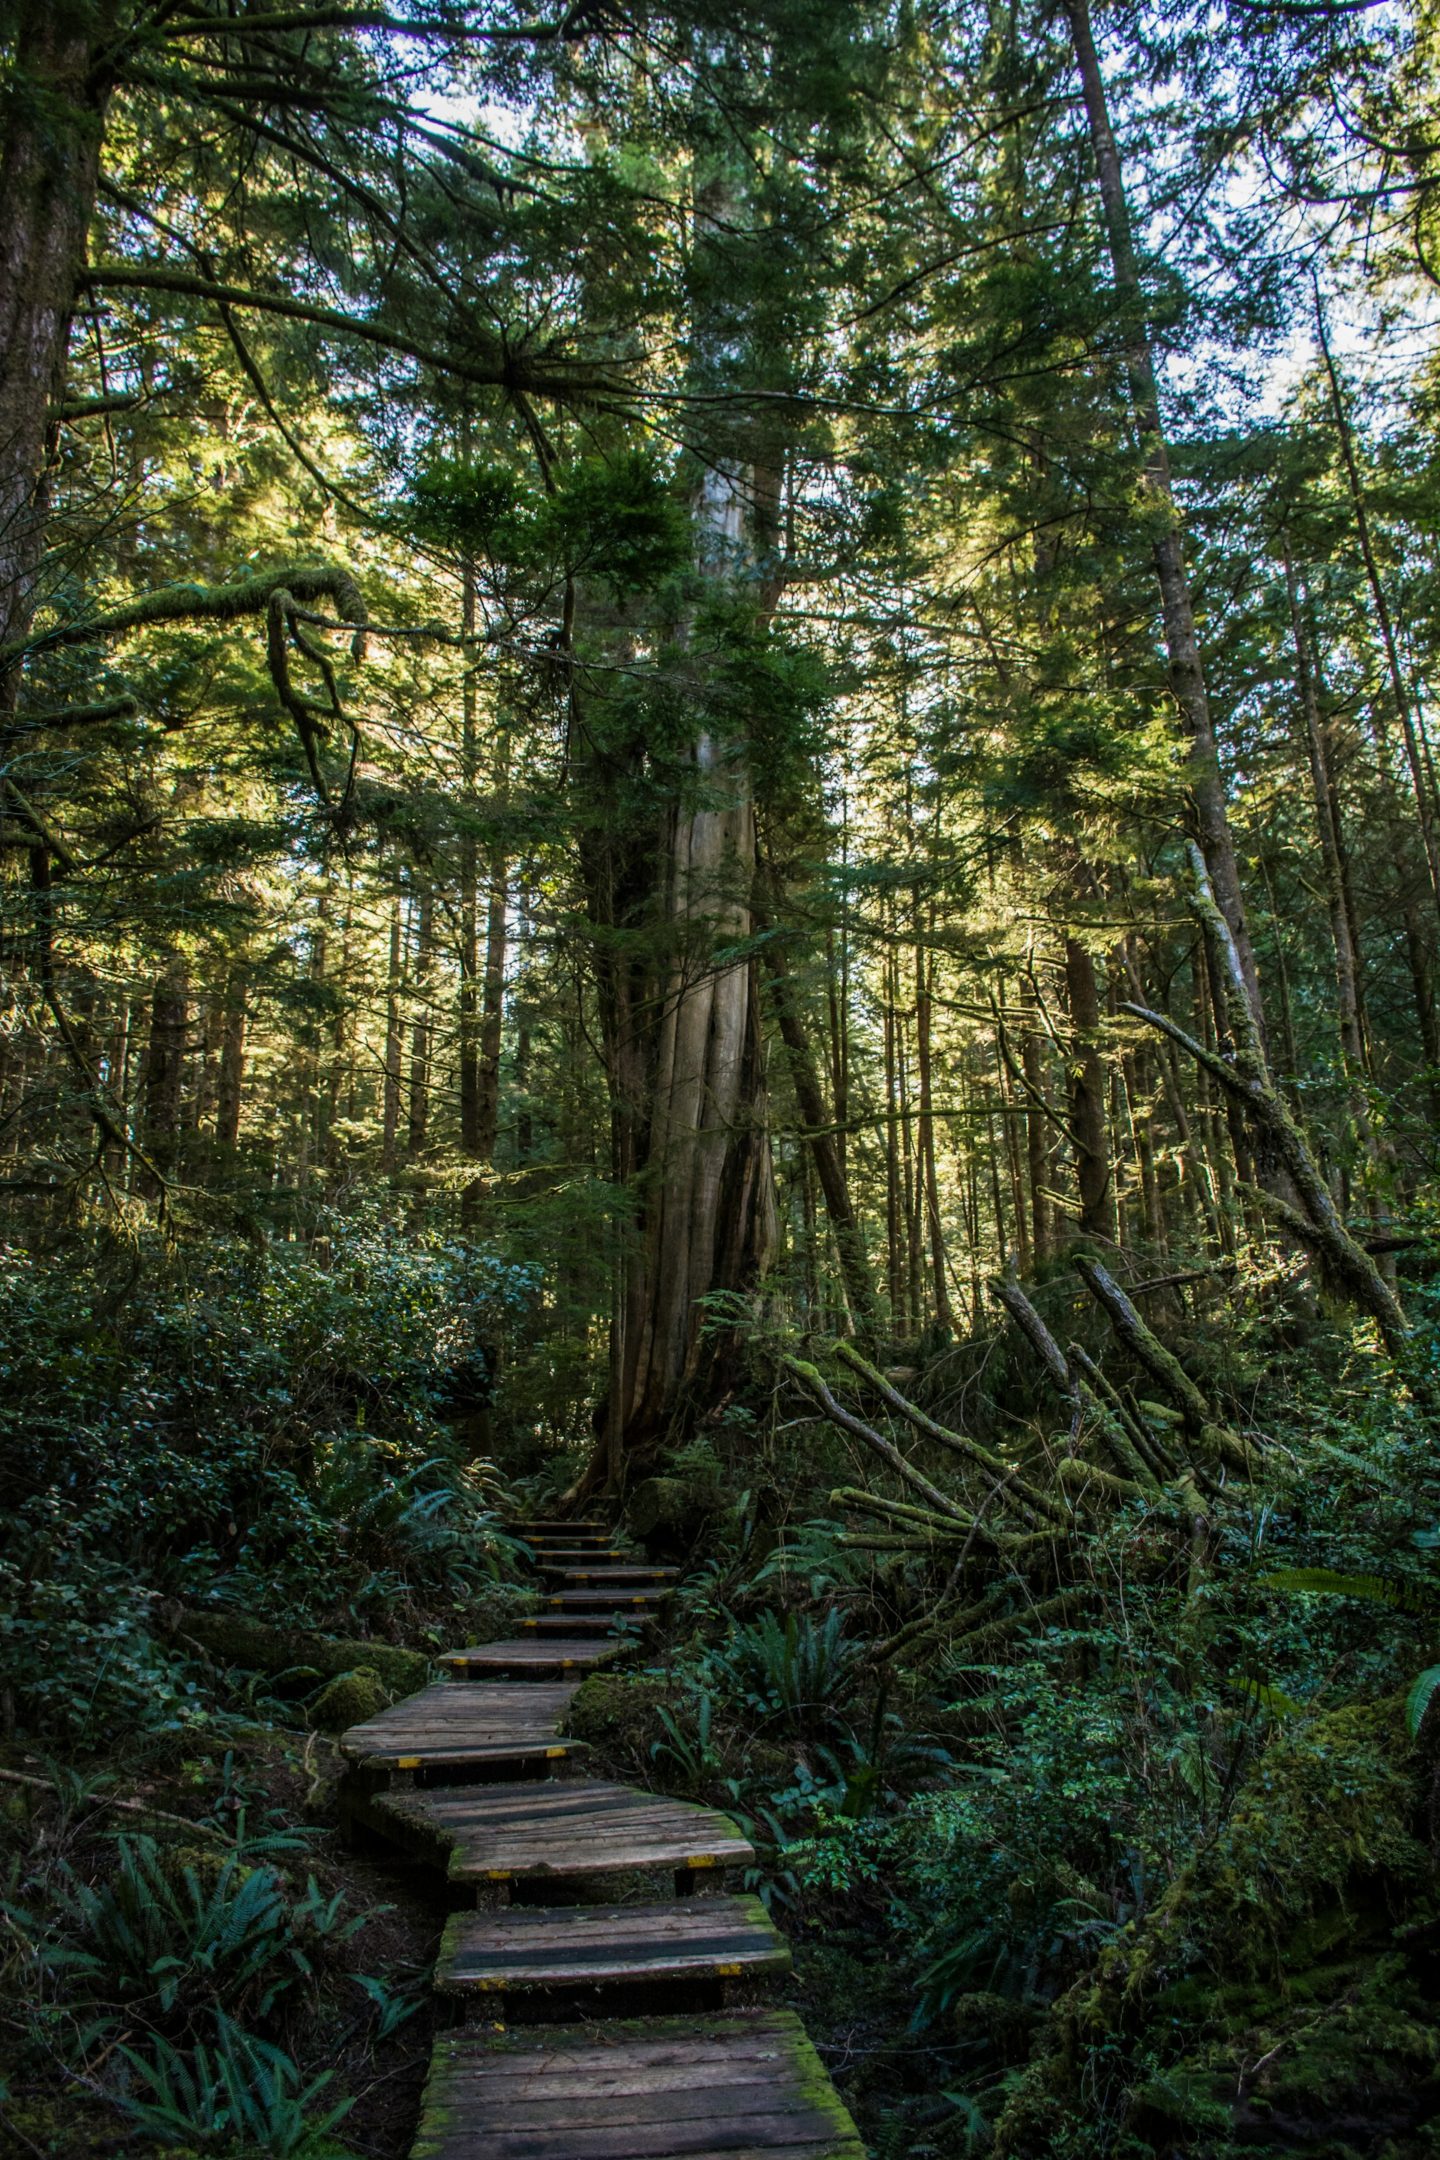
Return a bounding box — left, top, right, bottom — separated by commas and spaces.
7, 0, 1440, 2154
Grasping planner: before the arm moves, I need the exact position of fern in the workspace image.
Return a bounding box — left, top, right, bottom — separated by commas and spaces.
118, 2014, 352, 2154
1406, 1664, 1440, 1737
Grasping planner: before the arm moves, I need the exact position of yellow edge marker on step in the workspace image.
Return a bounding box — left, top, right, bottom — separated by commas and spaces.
685, 1854, 719, 1869
546, 1745, 566, 1758
396, 1756, 422, 1770
716, 1963, 742, 1976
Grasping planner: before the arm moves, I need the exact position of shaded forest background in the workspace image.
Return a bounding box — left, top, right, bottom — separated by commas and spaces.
7, 0, 1440, 2155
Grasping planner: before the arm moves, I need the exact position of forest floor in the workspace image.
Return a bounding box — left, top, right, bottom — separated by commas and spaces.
0, 1725, 444, 2160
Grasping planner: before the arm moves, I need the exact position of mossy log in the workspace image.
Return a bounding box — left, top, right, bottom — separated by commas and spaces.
1072, 1255, 1252, 1475
831, 1339, 1067, 1525
172, 1609, 429, 1697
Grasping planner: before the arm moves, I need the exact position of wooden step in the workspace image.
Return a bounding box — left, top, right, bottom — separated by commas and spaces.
544, 1565, 678, 1587
340, 1682, 584, 1776
543, 1588, 672, 1612
439, 1638, 625, 1680
513, 1521, 614, 1539
409, 2010, 867, 2158
374, 1777, 755, 1887
516, 1613, 642, 1638
525, 1540, 617, 1558
435, 1894, 790, 1997
531, 1546, 630, 1565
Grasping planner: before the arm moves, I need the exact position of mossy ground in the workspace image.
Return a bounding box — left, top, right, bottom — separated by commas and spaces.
993, 1700, 1440, 2159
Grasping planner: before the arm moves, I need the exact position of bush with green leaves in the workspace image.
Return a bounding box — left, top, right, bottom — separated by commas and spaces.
0, 1216, 537, 1740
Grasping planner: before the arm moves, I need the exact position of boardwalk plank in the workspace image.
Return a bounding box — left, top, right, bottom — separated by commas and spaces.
438, 1639, 624, 1679
340, 1681, 583, 1772
436, 1894, 789, 1993
410, 2014, 865, 2160
375, 1777, 754, 1882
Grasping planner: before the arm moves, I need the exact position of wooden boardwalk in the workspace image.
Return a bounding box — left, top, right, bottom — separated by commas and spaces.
341, 1518, 864, 2160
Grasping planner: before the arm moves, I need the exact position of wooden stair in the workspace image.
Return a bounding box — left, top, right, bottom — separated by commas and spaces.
410, 2012, 866, 2160
439, 1638, 625, 1679
434, 1893, 790, 2000
515, 1612, 642, 1638
336, 1516, 861, 2160
538, 1563, 677, 1586
339, 1682, 585, 1781
373, 1776, 755, 1889
541, 1587, 674, 1613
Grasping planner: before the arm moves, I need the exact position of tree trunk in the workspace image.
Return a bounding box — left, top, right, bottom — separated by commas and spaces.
141, 961, 188, 1189
475, 732, 509, 1163
1064, 0, 1265, 1030
618, 728, 775, 1444
1316, 302, 1440, 925
1021, 974, 1053, 1267
215, 976, 246, 1155
1063, 932, 1113, 1241
458, 556, 481, 1160
406, 882, 433, 1160
0, 5, 114, 711
761, 928, 877, 1339
381, 887, 404, 1173
1286, 558, 1370, 1090
914, 929, 953, 1332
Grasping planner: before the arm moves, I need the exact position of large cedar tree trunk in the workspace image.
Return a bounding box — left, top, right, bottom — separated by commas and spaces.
0, 6, 114, 706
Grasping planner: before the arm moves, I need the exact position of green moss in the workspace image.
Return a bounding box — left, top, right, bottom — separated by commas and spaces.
308, 1667, 391, 1732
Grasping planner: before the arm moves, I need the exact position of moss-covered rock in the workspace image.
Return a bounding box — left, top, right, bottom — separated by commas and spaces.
308, 1667, 391, 1733
565, 1672, 672, 1779
994, 1698, 1438, 2158
173, 1609, 428, 1696
628, 1473, 716, 1552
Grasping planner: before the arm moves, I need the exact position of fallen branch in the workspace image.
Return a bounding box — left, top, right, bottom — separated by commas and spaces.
0, 1765, 228, 1842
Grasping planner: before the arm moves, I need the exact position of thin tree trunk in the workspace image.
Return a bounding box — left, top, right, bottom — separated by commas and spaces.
762, 929, 877, 1338
381, 888, 404, 1173
215, 975, 246, 1154
995, 1020, 1031, 1275
1021, 973, 1052, 1267
1316, 301, 1440, 924
141, 961, 188, 1189
458, 555, 481, 1159
1063, 932, 1113, 1241
883, 936, 905, 1326
406, 882, 433, 1160
1285, 556, 1370, 1091
475, 731, 509, 1163
915, 929, 953, 1332
1064, 0, 1265, 1030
